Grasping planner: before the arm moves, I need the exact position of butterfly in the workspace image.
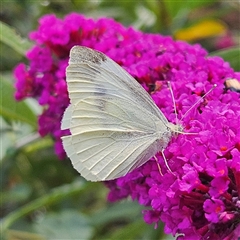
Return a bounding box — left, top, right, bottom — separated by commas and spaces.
61, 46, 185, 181
224, 78, 240, 93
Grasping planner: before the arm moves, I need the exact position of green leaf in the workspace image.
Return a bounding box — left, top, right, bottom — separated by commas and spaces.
1, 180, 88, 232
6, 229, 45, 240
108, 219, 147, 240
34, 210, 93, 240
104, 217, 170, 240
1, 183, 31, 205
0, 75, 37, 127
209, 47, 240, 71
164, 0, 217, 19
0, 21, 33, 56
90, 200, 143, 227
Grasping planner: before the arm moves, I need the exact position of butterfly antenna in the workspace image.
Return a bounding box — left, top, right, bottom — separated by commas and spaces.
167, 81, 178, 124
180, 84, 217, 121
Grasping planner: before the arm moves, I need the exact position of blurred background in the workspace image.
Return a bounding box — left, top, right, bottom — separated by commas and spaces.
1, 1, 239, 240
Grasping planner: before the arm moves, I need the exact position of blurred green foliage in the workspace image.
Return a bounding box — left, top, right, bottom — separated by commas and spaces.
0, 1, 239, 239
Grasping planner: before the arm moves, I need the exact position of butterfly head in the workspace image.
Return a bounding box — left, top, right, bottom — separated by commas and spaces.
167, 122, 184, 135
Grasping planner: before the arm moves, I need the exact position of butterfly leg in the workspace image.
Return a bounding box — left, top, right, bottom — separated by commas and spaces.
161, 150, 176, 176
154, 155, 163, 176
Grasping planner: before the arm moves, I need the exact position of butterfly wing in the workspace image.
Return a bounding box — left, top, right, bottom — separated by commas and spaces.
61, 46, 170, 181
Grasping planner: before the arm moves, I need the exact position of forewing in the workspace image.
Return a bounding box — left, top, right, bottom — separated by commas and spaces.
67, 46, 169, 122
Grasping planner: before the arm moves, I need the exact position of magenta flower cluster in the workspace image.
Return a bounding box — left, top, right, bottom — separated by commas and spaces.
14, 13, 240, 239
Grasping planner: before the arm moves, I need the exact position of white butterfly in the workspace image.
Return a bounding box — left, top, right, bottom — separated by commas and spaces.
61, 46, 183, 181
